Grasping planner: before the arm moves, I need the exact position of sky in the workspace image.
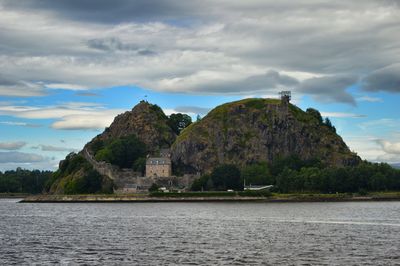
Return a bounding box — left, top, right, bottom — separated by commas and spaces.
0, 0, 400, 171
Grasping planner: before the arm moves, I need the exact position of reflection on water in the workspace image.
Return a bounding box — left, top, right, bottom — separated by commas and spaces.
1, 199, 400, 265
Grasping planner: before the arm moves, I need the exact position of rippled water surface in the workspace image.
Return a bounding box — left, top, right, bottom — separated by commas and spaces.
1, 199, 400, 265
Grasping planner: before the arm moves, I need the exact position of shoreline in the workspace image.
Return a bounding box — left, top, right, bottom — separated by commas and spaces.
0, 193, 32, 199
19, 193, 400, 203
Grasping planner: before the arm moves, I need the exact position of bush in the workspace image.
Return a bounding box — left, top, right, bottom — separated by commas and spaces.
241, 162, 273, 185
148, 183, 160, 192
211, 164, 242, 191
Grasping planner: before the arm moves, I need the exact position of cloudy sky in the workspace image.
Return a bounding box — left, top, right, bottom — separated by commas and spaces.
0, 0, 400, 171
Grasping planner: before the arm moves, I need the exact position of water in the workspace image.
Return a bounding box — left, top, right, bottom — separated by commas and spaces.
1, 199, 400, 265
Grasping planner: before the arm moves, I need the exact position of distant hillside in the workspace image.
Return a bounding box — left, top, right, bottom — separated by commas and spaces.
172, 98, 360, 174
391, 163, 400, 169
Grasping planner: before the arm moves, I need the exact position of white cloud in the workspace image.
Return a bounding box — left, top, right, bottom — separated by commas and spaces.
0, 102, 124, 130
375, 139, 400, 155
357, 96, 383, 103
32, 144, 77, 152
358, 119, 400, 131
320, 112, 366, 118
0, 121, 41, 127
51, 112, 121, 130
0, 151, 44, 163
0, 141, 26, 150
45, 83, 88, 90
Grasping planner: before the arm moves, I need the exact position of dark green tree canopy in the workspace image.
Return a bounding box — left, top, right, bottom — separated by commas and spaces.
211, 164, 242, 190
95, 135, 147, 169
167, 113, 192, 135
306, 108, 323, 123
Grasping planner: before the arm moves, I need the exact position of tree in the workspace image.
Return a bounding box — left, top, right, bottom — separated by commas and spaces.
324, 117, 336, 133
191, 174, 211, 191
211, 164, 242, 191
133, 157, 147, 175
241, 162, 273, 185
95, 135, 147, 169
306, 108, 323, 124
168, 113, 192, 135
149, 183, 160, 192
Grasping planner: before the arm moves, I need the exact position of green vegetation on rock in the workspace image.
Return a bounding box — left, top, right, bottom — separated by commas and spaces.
172, 98, 360, 174
47, 153, 113, 194
94, 134, 147, 169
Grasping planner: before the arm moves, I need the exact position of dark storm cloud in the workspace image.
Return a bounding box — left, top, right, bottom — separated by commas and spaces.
297, 75, 358, 105
1, 0, 197, 24
0, 0, 400, 103
195, 71, 299, 94
362, 64, 400, 93
87, 37, 157, 55
87, 38, 138, 51
0, 75, 46, 97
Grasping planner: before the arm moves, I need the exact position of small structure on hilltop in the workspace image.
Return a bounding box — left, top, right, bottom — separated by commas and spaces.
279, 90, 291, 105
146, 149, 172, 177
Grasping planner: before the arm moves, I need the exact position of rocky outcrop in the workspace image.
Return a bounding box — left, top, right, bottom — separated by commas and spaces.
171, 98, 360, 174
86, 100, 176, 153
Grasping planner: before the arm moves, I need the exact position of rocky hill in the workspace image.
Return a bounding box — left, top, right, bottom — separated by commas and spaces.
86, 100, 176, 153
171, 98, 360, 174
47, 98, 360, 193
48, 101, 176, 194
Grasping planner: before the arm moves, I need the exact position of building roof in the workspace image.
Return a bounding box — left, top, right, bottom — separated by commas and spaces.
146, 157, 171, 165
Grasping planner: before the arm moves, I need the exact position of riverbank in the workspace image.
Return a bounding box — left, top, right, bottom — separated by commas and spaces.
0, 193, 31, 198
19, 192, 400, 203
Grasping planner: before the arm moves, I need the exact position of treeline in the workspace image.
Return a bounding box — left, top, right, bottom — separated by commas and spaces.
191, 156, 400, 193
0, 168, 53, 194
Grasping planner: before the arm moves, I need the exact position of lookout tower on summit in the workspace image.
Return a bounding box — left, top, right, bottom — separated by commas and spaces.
279, 90, 291, 105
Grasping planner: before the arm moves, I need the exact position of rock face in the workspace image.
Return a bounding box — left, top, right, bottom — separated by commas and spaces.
86, 100, 176, 153
171, 98, 360, 174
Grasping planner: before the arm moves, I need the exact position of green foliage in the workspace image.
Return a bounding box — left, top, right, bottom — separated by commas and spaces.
244, 99, 266, 109
211, 164, 242, 190
167, 113, 192, 135
273, 161, 400, 193
241, 162, 273, 185
191, 174, 211, 191
133, 157, 146, 175
89, 138, 105, 154
47, 153, 113, 194
306, 108, 323, 123
237, 190, 272, 197
148, 183, 160, 192
0, 168, 53, 194
95, 135, 147, 169
64, 169, 106, 194
270, 155, 322, 176
149, 103, 168, 120
323, 117, 336, 133
189, 157, 400, 194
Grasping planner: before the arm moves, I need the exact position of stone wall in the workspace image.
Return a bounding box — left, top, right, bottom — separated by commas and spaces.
83, 148, 197, 193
